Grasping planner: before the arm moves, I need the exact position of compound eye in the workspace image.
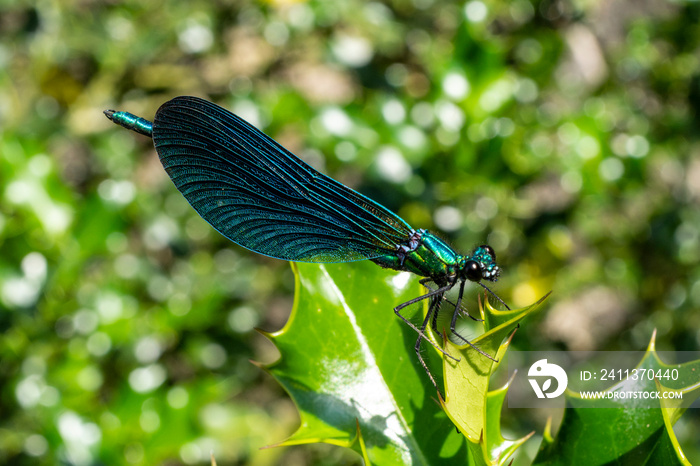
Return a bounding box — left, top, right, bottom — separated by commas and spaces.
480, 244, 495, 260
465, 260, 482, 281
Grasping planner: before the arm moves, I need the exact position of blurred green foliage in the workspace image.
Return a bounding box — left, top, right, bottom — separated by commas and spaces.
1, 0, 699, 464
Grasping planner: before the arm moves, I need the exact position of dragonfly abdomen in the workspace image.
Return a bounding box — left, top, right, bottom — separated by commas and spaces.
104, 110, 154, 137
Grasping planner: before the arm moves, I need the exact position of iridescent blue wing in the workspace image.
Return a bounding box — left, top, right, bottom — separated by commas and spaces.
152, 96, 414, 263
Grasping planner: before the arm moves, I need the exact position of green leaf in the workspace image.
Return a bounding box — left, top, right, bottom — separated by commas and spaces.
440, 296, 548, 465
262, 261, 466, 465
533, 332, 700, 466
262, 262, 547, 465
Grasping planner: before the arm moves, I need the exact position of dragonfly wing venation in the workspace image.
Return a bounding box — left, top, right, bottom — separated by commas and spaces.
152, 96, 414, 263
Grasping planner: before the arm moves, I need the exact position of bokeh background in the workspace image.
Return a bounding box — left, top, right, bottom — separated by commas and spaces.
1, 0, 699, 464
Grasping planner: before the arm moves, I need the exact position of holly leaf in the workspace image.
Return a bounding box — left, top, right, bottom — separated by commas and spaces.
440, 295, 548, 465
533, 331, 700, 466
261, 262, 547, 465
261, 262, 466, 465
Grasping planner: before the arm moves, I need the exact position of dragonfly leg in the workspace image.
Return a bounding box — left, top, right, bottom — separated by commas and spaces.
450, 280, 467, 332
394, 284, 458, 361
418, 277, 434, 286
478, 281, 511, 310
431, 295, 440, 333
414, 295, 442, 390
421, 278, 483, 322
451, 281, 497, 362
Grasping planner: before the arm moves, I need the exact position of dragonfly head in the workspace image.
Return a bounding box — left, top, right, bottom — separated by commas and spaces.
462, 244, 500, 282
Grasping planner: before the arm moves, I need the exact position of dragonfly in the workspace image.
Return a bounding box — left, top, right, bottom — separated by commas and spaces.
104, 96, 507, 391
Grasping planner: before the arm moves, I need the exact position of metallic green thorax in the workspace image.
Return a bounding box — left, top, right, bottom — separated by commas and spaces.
371, 231, 459, 282
371, 230, 500, 286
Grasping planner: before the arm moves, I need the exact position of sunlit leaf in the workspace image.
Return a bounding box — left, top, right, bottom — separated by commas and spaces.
263, 262, 468, 464
440, 295, 548, 465
265, 262, 547, 465
533, 332, 700, 466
